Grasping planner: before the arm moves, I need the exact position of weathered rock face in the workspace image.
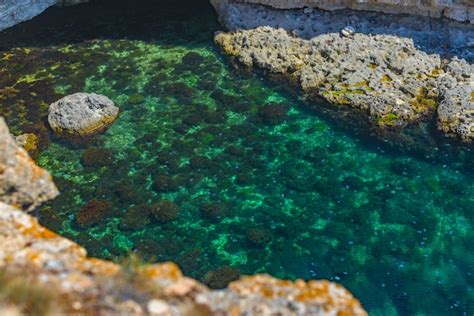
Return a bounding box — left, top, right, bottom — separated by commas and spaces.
0, 118, 367, 315
214, 3, 474, 143
0, 0, 57, 32
0, 118, 58, 211
0, 0, 89, 32
1, 0, 472, 33
213, 0, 474, 23
14, 133, 40, 158
48, 93, 120, 139
216, 27, 441, 129
437, 58, 474, 142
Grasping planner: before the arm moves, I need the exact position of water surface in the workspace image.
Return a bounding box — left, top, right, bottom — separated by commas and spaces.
0, 1, 473, 315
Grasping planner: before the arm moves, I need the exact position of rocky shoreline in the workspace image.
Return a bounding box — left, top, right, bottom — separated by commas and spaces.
0, 1, 473, 314
214, 2, 474, 145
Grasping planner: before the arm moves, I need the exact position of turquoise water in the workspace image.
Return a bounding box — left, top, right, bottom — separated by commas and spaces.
1, 1, 473, 314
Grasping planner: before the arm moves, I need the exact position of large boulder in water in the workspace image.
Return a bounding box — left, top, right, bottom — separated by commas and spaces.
48, 93, 119, 139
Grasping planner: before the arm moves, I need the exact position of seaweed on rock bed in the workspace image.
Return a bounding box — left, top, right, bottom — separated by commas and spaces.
0, 1, 472, 314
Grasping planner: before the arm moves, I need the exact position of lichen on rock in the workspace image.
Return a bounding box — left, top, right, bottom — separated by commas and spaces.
214, 3, 474, 144
0, 117, 59, 211
215, 27, 441, 131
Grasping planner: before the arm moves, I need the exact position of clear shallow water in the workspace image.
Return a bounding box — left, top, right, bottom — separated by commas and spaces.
0, 1, 473, 315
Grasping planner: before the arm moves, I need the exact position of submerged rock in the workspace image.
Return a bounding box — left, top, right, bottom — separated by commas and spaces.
81, 147, 114, 168
203, 266, 241, 289
0, 117, 58, 211
150, 200, 180, 222
75, 199, 112, 228
48, 93, 119, 139
258, 103, 288, 125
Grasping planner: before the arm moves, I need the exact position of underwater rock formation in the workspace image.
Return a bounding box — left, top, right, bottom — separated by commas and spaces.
81, 147, 115, 168
215, 24, 474, 143
48, 93, 119, 139
150, 200, 180, 222
0, 117, 58, 211
75, 199, 112, 228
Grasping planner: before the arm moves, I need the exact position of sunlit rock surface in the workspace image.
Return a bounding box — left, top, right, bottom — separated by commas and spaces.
0, 117, 58, 210
213, 4, 474, 143
48, 92, 120, 139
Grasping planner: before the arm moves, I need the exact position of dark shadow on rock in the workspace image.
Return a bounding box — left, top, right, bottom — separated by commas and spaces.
222, 3, 474, 62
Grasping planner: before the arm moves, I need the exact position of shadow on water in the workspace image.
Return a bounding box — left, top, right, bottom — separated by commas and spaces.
0, 0, 219, 48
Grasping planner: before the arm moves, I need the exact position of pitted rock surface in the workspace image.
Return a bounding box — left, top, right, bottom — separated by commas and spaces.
212, 0, 474, 23
437, 58, 474, 142
215, 27, 441, 129
0, 0, 89, 32
48, 93, 119, 138
0, 117, 58, 210
0, 200, 367, 315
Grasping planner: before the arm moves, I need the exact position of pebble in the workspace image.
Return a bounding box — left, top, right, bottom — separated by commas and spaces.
340, 26, 355, 37
147, 299, 170, 315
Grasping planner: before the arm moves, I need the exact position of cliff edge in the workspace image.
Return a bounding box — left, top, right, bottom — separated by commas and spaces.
212, 0, 474, 24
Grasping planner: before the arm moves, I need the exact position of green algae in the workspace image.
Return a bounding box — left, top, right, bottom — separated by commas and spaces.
0, 1, 473, 315
378, 113, 398, 126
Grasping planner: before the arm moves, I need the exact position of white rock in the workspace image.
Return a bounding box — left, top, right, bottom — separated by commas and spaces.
340, 26, 355, 37
147, 299, 170, 315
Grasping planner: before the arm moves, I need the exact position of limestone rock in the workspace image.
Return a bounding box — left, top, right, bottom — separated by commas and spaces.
14, 133, 40, 158
212, 0, 474, 23
215, 27, 441, 129
0, 117, 58, 211
48, 93, 119, 138
0, 200, 367, 315
0, 0, 89, 32
437, 58, 474, 143
199, 274, 367, 315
